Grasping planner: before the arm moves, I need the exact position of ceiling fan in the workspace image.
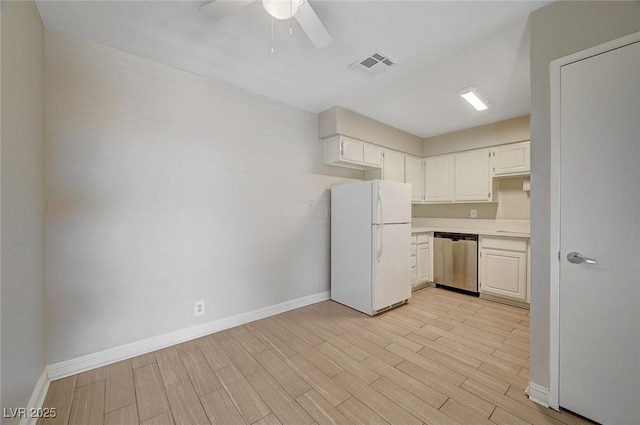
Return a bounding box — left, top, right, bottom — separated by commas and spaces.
200, 0, 333, 49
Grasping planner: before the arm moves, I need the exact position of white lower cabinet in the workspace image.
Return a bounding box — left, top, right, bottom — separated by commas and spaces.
412, 233, 433, 288
479, 236, 529, 303
416, 243, 431, 283
411, 236, 417, 285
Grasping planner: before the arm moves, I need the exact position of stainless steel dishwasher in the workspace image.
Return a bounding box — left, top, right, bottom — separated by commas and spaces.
433, 232, 478, 294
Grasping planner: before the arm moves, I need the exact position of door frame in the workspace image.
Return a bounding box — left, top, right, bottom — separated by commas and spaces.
549, 30, 640, 411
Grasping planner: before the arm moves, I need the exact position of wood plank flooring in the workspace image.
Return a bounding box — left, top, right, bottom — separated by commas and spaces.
38, 287, 593, 425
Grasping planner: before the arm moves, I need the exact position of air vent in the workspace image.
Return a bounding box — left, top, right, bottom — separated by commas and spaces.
349, 52, 396, 77
360, 57, 378, 68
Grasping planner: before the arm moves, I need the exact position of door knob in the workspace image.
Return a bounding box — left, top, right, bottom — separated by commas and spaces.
567, 252, 598, 265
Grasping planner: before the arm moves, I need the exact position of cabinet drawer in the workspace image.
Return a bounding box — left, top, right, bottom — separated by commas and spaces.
416, 234, 430, 244
481, 236, 527, 252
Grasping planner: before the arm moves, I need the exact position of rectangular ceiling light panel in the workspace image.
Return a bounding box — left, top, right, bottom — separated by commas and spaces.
460, 87, 489, 111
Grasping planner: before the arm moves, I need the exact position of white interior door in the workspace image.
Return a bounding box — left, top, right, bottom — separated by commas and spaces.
559, 40, 640, 424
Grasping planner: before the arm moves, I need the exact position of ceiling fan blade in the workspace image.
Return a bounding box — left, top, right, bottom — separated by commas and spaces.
200, 0, 257, 20
294, 1, 332, 49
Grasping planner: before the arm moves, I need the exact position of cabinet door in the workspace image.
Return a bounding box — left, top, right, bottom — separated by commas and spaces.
404, 156, 424, 202
480, 248, 527, 301
492, 141, 530, 176
363, 144, 384, 167
424, 154, 454, 202
382, 149, 405, 182
341, 137, 364, 163
455, 149, 491, 201
411, 238, 417, 286
426, 242, 433, 282
416, 243, 431, 283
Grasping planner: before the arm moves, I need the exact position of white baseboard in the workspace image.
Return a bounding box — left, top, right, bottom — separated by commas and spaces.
19, 370, 50, 425
528, 381, 550, 408
47, 290, 330, 380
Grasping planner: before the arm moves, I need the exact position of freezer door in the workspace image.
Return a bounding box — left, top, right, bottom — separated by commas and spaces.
372, 181, 411, 225
372, 223, 411, 311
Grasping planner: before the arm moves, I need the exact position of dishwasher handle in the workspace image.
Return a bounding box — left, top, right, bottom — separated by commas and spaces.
434, 232, 478, 242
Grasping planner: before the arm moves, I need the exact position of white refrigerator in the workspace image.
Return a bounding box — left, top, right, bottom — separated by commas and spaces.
330, 180, 411, 315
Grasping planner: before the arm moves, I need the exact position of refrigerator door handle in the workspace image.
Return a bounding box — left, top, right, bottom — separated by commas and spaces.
376, 186, 383, 224
377, 225, 384, 262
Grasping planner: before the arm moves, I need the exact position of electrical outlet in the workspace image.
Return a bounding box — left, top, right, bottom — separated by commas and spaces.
194, 300, 205, 316
470, 209, 478, 218
308, 197, 315, 207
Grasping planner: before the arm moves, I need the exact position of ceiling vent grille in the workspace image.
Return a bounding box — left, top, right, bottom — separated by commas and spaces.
349, 52, 396, 77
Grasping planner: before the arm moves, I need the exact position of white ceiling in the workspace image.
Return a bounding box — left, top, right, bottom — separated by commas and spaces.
36, 0, 549, 138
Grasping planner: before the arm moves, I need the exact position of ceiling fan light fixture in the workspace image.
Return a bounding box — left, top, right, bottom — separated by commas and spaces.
459, 87, 489, 111
262, 0, 301, 20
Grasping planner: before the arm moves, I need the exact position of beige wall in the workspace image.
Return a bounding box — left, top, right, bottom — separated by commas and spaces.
413, 176, 530, 220
45, 29, 358, 364
1, 1, 46, 420
529, 1, 640, 391
319, 106, 423, 156
422, 115, 530, 157
495, 177, 531, 220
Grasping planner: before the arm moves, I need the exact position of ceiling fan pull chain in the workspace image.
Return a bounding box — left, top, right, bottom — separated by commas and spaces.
289, 0, 293, 35
270, 16, 275, 54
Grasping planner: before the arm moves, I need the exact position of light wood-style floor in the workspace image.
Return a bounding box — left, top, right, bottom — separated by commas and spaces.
38, 287, 592, 425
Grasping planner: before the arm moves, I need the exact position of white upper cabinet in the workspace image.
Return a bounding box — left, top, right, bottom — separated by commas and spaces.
382, 149, 406, 183
341, 137, 363, 162
404, 155, 424, 202
363, 144, 384, 167
491, 141, 530, 176
455, 148, 492, 202
424, 154, 455, 203
324, 135, 383, 170
325, 135, 528, 204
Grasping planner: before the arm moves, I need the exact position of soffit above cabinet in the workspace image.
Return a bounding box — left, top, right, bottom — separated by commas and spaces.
319, 107, 423, 157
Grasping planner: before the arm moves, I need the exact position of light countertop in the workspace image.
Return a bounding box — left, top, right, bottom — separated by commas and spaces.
411, 218, 530, 239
